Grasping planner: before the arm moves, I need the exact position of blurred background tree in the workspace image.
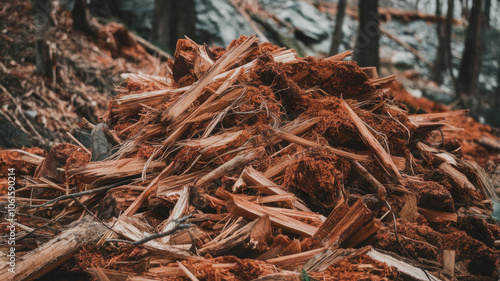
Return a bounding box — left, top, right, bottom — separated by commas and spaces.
353, 0, 380, 70
151, 0, 196, 53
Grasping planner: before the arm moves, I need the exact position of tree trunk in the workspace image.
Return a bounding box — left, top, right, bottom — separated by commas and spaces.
33, 0, 56, 79
329, 0, 347, 56
151, 0, 196, 53
483, 0, 491, 29
496, 60, 500, 108
457, 0, 483, 96
353, 0, 380, 70
445, 0, 459, 96
433, 0, 446, 83
72, 0, 99, 36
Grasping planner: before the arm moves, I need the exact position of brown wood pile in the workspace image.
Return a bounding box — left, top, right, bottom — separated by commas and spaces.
1, 35, 499, 281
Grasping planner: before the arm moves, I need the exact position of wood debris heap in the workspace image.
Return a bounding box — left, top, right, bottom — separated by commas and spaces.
1, 35, 499, 281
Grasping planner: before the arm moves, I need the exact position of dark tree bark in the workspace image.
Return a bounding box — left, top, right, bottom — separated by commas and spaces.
329, 0, 347, 56
445, 0, 459, 96
458, 0, 483, 96
72, 0, 99, 36
483, 0, 491, 29
433, 0, 446, 83
353, 0, 380, 70
33, 0, 56, 79
151, 0, 196, 53
497, 61, 500, 108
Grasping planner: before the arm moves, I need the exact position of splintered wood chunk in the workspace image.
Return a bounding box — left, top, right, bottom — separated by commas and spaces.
250, 272, 301, 281
226, 197, 318, 237
160, 186, 190, 244
239, 166, 311, 212
35, 143, 89, 182
342, 100, 405, 185
418, 207, 457, 222
197, 147, 264, 187
272, 128, 370, 162
0, 216, 107, 281
360, 67, 379, 79
161, 35, 257, 122
199, 215, 271, 255
352, 161, 387, 197
369, 75, 396, 88
177, 261, 200, 281
439, 163, 477, 192
316, 199, 377, 248
478, 136, 500, 151
314, 199, 349, 242
266, 248, 326, 267
443, 250, 456, 277
367, 250, 440, 281
325, 50, 353, 61
303, 246, 372, 272
408, 110, 467, 127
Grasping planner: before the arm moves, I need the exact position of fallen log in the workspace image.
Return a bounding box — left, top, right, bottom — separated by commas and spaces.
0, 216, 107, 281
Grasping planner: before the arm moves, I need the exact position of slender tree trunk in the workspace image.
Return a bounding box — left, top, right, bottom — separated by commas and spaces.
33, 0, 56, 79
458, 0, 483, 96
353, 0, 380, 70
329, 0, 347, 56
446, 0, 459, 97
151, 0, 196, 53
483, 0, 490, 29
72, 0, 99, 36
433, 0, 446, 83
496, 61, 500, 108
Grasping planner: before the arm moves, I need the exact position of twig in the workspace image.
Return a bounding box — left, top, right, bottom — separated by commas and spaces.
0, 179, 132, 208
177, 261, 200, 281
106, 215, 192, 246
70, 197, 121, 236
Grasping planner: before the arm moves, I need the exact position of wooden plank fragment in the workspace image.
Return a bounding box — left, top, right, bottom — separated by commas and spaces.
266, 248, 326, 267
226, 197, 319, 237
342, 100, 405, 184
177, 261, 200, 281
443, 250, 455, 277
367, 250, 440, 281
439, 163, 477, 192
272, 129, 370, 162
197, 147, 264, 187
417, 207, 457, 223
239, 166, 311, 212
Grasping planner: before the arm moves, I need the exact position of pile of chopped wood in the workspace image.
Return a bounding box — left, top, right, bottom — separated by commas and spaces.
1, 35, 499, 281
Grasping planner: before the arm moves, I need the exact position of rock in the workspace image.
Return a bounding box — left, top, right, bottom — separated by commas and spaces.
391, 52, 415, 69
195, 0, 254, 46
273, 1, 330, 43
91, 123, 113, 161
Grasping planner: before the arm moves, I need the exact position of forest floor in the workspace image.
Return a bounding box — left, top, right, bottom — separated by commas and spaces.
1, 1, 500, 281
0, 0, 168, 149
